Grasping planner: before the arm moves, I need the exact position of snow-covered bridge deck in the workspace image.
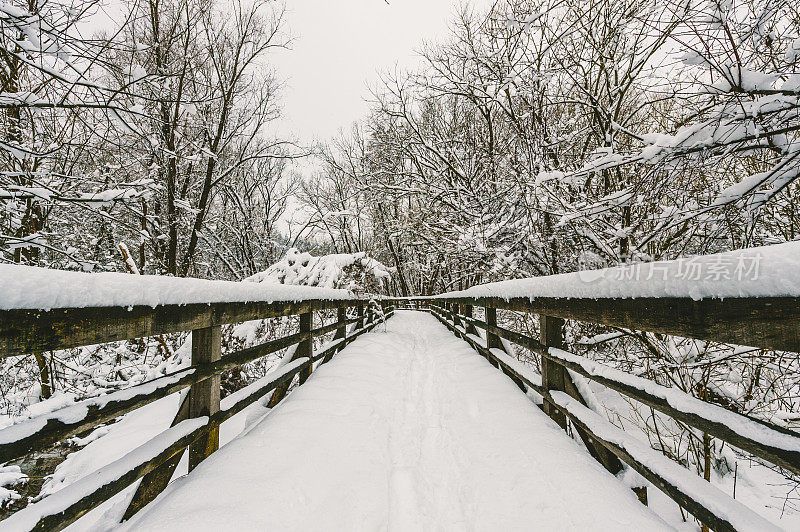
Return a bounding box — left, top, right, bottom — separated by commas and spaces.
123, 311, 667, 530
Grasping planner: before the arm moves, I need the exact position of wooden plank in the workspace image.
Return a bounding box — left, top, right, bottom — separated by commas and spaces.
0, 299, 365, 356
188, 326, 221, 471
543, 349, 800, 477
432, 296, 800, 353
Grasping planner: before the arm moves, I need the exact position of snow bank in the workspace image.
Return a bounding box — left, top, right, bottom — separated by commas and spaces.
244, 248, 391, 290
0, 465, 25, 507
440, 241, 800, 301
0, 265, 353, 310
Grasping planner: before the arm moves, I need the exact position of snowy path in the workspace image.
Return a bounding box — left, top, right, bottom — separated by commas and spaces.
124, 311, 670, 531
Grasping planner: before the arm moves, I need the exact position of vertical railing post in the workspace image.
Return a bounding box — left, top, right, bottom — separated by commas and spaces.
537, 314, 641, 501
189, 325, 221, 471
452, 303, 461, 329
463, 304, 479, 336
367, 301, 375, 324
540, 315, 568, 430
298, 311, 313, 384
357, 303, 365, 329
336, 305, 347, 339
484, 306, 501, 368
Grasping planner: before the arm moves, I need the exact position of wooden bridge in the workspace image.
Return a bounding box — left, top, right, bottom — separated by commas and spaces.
0, 252, 799, 531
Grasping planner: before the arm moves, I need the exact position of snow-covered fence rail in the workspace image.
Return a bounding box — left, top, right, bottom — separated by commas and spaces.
403, 247, 800, 532
0, 268, 394, 530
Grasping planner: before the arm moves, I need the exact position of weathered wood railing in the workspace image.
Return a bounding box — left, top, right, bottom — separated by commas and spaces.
397, 294, 800, 532
0, 296, 394, 530
2, 275, 799, 531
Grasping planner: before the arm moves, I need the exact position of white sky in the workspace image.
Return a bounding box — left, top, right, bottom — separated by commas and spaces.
87, 0, 492, 146
270, 0, 491, 145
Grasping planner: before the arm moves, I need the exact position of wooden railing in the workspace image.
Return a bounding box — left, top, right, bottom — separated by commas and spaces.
2, 284, 799, 531
400, 294, 800, 532
0, 297, 394, 531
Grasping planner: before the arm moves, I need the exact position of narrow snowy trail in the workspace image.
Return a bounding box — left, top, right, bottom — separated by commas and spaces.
124, 311, 670, 531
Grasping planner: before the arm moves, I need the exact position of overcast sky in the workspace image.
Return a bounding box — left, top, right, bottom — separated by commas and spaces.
270, 0, 490, 146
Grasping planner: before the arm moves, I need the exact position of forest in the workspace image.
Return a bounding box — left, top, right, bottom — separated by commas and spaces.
1, 0, 800, 528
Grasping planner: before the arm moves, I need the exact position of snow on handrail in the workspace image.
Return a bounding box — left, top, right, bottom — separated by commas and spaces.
437, 241, 800, 301
0, 264, 354, 311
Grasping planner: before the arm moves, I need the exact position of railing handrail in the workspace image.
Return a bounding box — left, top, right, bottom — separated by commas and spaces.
0, 297, 380, 356
417, 294, 800, 353
4, 292, 798, 357
4, 240, 798, 354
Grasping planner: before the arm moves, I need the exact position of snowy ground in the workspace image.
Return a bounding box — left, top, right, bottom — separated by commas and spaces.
123, 311, 668, 531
